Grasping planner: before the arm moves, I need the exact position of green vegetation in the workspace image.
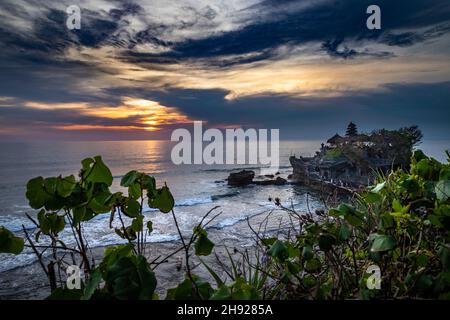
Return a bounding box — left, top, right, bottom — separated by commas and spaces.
1, 150, 449, 300
264, 149, 450, 299
325, 148, 344, 159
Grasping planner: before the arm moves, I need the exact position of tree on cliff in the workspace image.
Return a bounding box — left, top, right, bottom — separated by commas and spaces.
399, 125, 423, 147
345, 122, 358, 136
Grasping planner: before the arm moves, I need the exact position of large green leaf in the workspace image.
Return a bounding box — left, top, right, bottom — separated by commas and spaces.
0, 226, 24, 254
122, 198, 141, 218
82, 156, 113, 186
268, 240, 289, 261
305, 258, 322, 273
337, 204, 364, 227
338, 224, 351, 241
440, 168, 450, 181
103, 254, 156, 300
44, 177, 58, 194
38, 210, 65, 235
120, 170, 140, 187
26, 174, 77, 211
131, 216, 144, 232
194, 227, 214, 256
210, 285, 231, 300
435, 180, 450, 202
56, 175, 76, 197
166, 275, 214, 300
166, 278, 194, 300
26, 177, 51, 209
142, 175, 156, 196
370, 234, 396, 252
149, 186, 174, 213
364, 192, 382, 204
88, 191, 113, 214
128, 183, 141, 199
82, 269, 103, 300
229, 278, 260, 300
100, 244, 133, 272
135, 255, 158, 300
72, 206, 86, 226
400, 178, 420, 195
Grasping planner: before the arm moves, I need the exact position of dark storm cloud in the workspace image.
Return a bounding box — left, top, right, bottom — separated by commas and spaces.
0, 0, 449, 141
119, 0, 450, 63
0, 0, 449, 103
1, 0, 449, 64
105, 81, 450, 140
0, 56, 120, 104
321, 38, 394, 59
1, 79, 449, 140
381, 23, 450, 47
0, 2, 122, 104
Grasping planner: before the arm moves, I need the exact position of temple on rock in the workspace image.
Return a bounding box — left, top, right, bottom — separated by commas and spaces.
289, 122, 422, 189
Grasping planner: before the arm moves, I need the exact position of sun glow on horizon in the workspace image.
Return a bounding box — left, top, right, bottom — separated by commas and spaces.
25, 97, 193, 132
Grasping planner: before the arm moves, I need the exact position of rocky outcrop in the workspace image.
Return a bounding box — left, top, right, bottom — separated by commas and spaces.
227, 170, 255, 186
254, 176, 287, 186
227, 170, 288, 187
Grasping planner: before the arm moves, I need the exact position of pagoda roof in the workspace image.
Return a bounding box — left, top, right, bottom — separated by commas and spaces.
327, 133, 343, 144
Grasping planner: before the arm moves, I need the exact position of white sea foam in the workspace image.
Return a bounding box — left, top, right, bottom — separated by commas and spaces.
175, 197, 213, 206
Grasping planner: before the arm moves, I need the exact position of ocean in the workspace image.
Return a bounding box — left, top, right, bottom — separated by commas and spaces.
0, 139, 447, 273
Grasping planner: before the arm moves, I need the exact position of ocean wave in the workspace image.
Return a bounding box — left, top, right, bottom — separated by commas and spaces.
199, 165, 291, 173
211, 191, 240, 200
175, 197, 213, 206
0, 215, 35, 232
0, 252, 38, 273
0, 232, 181, 273
208, 209, 270, 230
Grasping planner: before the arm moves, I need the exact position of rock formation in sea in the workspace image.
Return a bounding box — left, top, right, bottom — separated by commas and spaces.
289, 123, 422, 191
227, 170, 255, 186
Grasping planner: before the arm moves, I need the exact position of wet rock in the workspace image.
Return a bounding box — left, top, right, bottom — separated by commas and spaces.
227, 170, 255, 186
274, 177, 287, 185
254, 176, 287, 185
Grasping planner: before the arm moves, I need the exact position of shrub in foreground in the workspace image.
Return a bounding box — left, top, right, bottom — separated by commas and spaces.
0, 150, 449, 299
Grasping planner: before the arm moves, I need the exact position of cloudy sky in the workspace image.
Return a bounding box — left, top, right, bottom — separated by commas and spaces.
0, 0, 449, 141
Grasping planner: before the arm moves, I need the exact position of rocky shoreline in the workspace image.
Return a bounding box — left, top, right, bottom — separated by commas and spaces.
0, 161, 337, 300
0, 231, 246, 300
0, 203, 299, 300
226, 170, 288, 187
225, 169, 353, 196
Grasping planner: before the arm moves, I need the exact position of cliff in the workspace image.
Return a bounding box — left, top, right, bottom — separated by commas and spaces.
289, 124, 422, 191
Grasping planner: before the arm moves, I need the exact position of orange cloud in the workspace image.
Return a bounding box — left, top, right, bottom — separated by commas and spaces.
26, 97, 193, 132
